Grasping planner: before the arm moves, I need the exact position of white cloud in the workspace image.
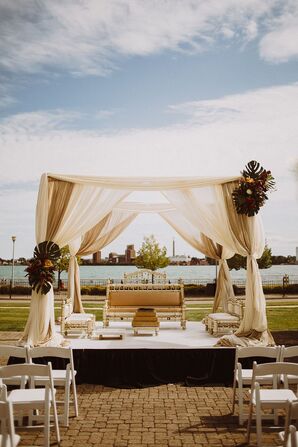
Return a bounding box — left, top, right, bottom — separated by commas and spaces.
0, 82, 297, 257
0, 78, 17, 109
0, 109, 82, 135
0, 83, 297, 181
1, 0, 295, 78
259, 2, 298, 62
94, 110, 115, 120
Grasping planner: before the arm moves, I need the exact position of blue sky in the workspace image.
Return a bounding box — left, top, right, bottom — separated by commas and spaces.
0, 0, 298, 259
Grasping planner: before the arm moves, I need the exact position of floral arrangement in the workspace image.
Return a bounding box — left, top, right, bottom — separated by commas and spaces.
232, 160, 276, 217
25, 241, 61, 294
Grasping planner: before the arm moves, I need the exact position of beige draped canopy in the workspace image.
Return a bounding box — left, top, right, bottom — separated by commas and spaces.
20, 172, 272, 347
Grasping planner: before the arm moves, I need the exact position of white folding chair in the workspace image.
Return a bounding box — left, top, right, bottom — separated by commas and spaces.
28, 346, 78, 426
232, 345, 281, 424
280, 346, 298, 387
0, 400, 20, 447
279, 400, 298, 447
286, 425, 298, 447
0, 346, 29, 389
246, 362, 298, 447
0, 363, 60, 447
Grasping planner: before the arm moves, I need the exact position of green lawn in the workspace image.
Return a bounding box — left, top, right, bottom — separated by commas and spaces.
0, 302, 297, 332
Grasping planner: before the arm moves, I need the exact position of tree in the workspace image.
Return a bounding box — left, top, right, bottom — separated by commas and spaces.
227, 253, 246, 271
257, 244, 272, 269
55, 246, 81, 290
135, 235, 169, 272
227, 244, 272, 270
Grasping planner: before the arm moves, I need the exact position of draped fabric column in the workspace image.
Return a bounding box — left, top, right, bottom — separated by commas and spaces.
216, 182, 273, 344
20, 175, 130, 346
68, 209, 137, 313
163, 183, 272, 344
160, 209, 234, 312
68, 238, 84, 314
200, 234, 235, 312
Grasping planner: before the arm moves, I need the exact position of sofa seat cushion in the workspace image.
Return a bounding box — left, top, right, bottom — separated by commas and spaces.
208, 313, 239, 321
66, 313, 95, 321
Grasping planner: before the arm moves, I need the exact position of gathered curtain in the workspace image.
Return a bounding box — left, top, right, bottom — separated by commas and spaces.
68, 209, 137, 313
160, 209, 234, 311
216, 182, 270, 339
163, 183, 270, 341
21, 174, 129, 346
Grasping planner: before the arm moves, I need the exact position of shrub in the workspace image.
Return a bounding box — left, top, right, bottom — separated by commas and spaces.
81, 286, 106, 296
0, 285, 32, 295
184, 284, 206, 297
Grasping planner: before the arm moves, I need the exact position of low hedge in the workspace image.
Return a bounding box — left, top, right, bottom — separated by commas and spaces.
81, 286, 106, 296
0, 285, 32, 295
184, 284, 206, 297
1, 283, 298, 296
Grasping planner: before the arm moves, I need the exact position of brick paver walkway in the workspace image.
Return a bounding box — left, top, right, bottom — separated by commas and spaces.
0, 333, 283, 446
13, 383, 282, 447
17, 384, 283, 447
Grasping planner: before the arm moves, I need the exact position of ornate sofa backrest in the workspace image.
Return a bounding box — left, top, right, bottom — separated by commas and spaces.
107, 284, 183, 307
123, 269, 167, 284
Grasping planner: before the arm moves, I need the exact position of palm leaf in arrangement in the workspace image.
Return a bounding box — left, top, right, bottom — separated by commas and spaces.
242, 160, 265, 179
33, 241, 61, 261
26, 241, 61, 295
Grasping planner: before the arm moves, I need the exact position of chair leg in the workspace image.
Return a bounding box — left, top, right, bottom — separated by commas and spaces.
246, 395, 254, 444
255, 404, 262, 447
64, 382, 70, 427
231, 379, 236, 414
51, 389, 60, 444
238, 385, 244, 425
44, 393, 50, 447
72, 378, 79, 417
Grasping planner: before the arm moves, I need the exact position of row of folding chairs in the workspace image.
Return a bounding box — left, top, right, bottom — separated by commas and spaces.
232, 344, 298, 447
0, 345, 79, 447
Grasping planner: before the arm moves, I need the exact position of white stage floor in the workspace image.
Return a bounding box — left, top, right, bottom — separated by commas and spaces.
61, 321, 224, 350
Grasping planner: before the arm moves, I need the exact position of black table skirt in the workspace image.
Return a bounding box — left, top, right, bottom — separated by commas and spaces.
9, 348, 235, 388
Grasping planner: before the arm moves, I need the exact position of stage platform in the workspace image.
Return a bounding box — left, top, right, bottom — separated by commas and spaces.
65, 321, 222, 349
59, 322, 236, 388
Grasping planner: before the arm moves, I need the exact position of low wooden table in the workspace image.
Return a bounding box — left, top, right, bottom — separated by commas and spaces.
132, 308, 160, 336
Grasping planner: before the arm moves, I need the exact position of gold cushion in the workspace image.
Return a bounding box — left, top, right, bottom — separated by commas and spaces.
109, 290, 181, 306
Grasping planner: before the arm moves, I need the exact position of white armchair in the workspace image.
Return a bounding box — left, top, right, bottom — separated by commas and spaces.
60, 298, 95, 338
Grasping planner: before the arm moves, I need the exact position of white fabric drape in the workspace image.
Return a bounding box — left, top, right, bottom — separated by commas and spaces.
160, 209, 235, 311
21, 175, 130, 346
47, 173, 239, 190
163, 183, 270, 342
216, 183, 269, 340
20, 286, 64, 347
68, 208, 137, 312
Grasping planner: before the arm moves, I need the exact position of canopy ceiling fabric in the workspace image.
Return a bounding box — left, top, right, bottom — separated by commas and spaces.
20, 172, 271, 348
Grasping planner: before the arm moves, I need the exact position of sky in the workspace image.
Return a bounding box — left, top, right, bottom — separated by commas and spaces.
0, 0, 298, 260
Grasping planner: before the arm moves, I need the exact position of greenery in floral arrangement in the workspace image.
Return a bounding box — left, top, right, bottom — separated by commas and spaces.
232, 160, 276, 216
25, 241, 61, 294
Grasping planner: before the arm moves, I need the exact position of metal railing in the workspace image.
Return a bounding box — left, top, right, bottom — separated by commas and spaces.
1, 275, 298, 288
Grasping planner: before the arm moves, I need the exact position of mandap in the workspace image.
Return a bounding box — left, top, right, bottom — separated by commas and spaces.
20, 166, 275, 348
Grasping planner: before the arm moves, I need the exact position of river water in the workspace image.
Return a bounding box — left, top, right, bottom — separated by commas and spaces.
1, 264, 298, 285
